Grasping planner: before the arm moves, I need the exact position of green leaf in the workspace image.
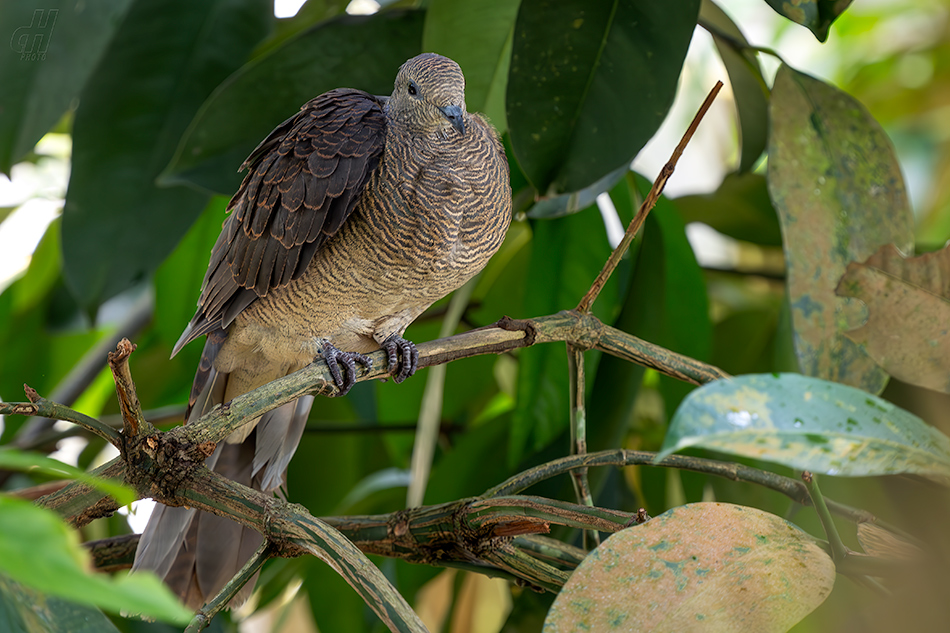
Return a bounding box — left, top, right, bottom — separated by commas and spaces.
162, 10, 426, 195
627, 173, 711, 415
11, 217, 62, 312
526, 163, 629, 219
763, 0, 853, 42
675, 172, 782, 246
545, 502, 834, 632
0, 0, 134, 173
0, 573, 122, 633
252, 0, 350, 59
61, 0, 272, 314
422, 0, 520, 135
767, 64, 914, 394
699, 0, 768, 172
659, 373, 950, 480
0, 449, 134, 506
510, 207, 617, 464
153, 196, 229, 351
587, 177, 644, 458
507, 0, 700, 195
711, 308, 780, 375
0, 496, 191, 624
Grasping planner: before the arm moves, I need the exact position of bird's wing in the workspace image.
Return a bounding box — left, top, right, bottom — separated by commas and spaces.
172, 88, 387, 356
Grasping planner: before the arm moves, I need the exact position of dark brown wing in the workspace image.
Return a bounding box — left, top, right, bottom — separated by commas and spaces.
172, 88, 387, 356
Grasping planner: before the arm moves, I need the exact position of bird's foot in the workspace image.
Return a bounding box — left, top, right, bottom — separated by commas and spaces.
319, 340, 372, 396
381, 334, 418, 383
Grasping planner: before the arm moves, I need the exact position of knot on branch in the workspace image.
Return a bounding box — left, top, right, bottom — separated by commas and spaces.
379, 502, 515, 566
495, 315, 537, 347
124, 431, 216, 505
562, 310, 604, 350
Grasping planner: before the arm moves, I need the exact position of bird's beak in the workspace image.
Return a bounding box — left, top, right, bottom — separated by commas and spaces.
438, 104, 465, 135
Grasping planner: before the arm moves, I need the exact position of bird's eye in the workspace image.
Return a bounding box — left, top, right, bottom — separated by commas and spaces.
408, 82, 418, 96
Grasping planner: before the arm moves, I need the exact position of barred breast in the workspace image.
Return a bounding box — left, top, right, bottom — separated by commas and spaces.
225, 110, 511, 368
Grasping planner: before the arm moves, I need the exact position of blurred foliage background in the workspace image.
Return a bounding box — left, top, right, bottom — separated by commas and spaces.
1, 0, 949, 631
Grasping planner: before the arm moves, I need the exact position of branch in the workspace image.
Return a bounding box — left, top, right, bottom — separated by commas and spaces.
0, 386, 122, 447
576, 80, 724, 313
32, 310, 728, 527
482, 449, 911, 538
107, 338, 152, 439
178, 311, 729, 449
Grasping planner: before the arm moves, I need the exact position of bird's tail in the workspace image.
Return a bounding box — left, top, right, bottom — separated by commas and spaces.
132, 331, 313, 609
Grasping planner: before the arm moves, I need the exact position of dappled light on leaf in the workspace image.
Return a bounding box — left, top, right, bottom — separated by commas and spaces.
545, 502, 834, 632
660, 373, 950, 481
768, 64, 914, 394
836, 243, 950, 393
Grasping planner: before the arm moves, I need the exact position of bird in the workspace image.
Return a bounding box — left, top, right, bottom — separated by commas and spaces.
131, 53, 512, 609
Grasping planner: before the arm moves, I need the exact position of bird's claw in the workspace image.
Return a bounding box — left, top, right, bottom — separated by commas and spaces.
319, 340, 372, 396
382, 335, 418, 383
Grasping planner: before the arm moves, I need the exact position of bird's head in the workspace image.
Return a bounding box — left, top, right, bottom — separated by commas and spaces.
388, 53, 467, 136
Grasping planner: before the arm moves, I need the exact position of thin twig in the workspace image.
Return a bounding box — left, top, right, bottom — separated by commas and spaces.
566, 343, 597, 548
0, 386, 122, 446
576, 81, 724, 313
481, 449, 912, 540
9, 291, 152, 452
185, 541, 274, 632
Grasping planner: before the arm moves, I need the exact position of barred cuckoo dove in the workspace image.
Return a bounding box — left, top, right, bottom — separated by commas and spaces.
132, 53, 512, 608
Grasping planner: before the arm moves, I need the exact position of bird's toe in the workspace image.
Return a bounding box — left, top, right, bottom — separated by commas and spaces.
319, 340, 372, 396
382, 335, 418, 384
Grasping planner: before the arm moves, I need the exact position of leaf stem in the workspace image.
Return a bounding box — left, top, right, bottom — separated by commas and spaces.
802, 471, 850, 561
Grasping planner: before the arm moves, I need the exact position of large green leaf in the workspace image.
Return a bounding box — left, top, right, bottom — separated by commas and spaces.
659, 373, 950, 481
587, 177, 642, 458
61, 0, 272, 314
698, 0, 768, 173
0, 496, 191, 624
162, 10, 425, 196
422, 0, 520, 134
627, 174, 711, 416
507, 0, 700, 195
763, 0, 853, 42
0, 222, 108, 442
0, 0, 133, 174
509, 207, 617, 465
526, 163, 629, 219
152, 196, 229, 352
767, 64, 914, 394
0, 574, 121, 633
0, 449, 134, 505
545, 502, 834, 632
